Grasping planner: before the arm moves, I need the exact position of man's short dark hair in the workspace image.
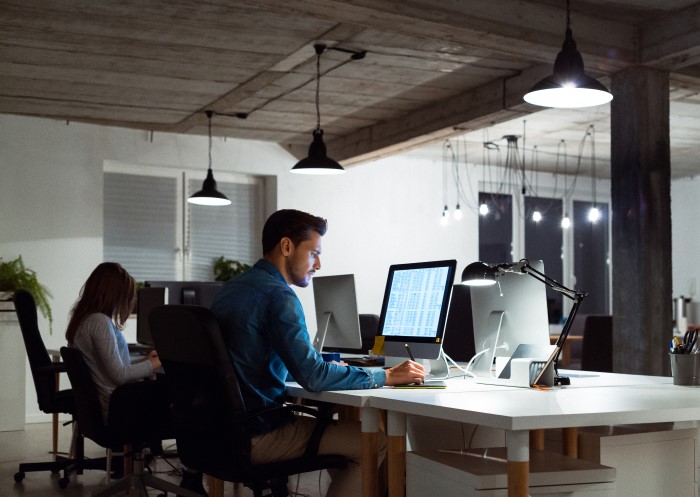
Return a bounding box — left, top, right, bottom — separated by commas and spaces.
262, 209, 328, 255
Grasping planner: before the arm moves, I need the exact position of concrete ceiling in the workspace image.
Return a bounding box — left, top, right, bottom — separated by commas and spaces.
2, 0, 700, 178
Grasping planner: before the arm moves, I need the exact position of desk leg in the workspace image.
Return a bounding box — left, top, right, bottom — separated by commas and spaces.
206, 475, 224, 497
386, 411, 406, 497
506, 430, 529, 497
360, 407, 380, 497
562, 427, 578, 458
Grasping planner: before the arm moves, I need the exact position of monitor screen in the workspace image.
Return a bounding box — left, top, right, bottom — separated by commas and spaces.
144, 281, 223, 307
136, 286, 167, 346
377, 259, 457, 361
311, 274, 362, 353
469, 260, 551, 376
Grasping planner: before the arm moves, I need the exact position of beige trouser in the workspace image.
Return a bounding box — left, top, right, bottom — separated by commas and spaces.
251, 416, 387, 497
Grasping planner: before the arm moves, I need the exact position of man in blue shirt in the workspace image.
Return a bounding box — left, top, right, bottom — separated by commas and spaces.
211, 209, 425, 496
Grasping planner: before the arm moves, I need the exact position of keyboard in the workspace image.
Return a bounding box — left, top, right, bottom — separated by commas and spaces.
341, 356, 385, 367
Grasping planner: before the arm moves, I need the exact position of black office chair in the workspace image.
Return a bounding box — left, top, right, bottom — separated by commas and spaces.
581, 315, 613, 372
359, 313, 380, 353
13, 289, 104, 487
60, 346, 202, 497
149, 304, 347, 497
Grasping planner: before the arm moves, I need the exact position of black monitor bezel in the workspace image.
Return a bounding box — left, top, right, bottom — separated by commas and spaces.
377, 259, 457, 347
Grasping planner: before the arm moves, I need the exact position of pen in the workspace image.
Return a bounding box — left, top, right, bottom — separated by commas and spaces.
404, 343, 416, 361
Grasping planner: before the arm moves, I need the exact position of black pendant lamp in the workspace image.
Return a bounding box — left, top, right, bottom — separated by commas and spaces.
291, 44, 345, 175
523, 0, 612, 108
188, 110, 232, 206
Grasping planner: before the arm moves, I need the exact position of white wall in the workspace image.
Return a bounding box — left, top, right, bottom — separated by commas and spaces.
1, 113, 696, 423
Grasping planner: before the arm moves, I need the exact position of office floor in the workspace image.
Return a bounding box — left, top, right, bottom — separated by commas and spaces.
1, 422, 330, 497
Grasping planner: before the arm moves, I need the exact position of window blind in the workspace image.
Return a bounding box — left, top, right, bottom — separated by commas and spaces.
104, 172, 178, 280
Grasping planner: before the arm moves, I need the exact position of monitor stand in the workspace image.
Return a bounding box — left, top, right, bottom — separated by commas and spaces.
470, 310, 505, 377
313, 312, 331, 353
384, 350, 449, 379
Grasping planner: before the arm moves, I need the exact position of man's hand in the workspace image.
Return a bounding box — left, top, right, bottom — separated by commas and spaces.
384, 360, 427, 386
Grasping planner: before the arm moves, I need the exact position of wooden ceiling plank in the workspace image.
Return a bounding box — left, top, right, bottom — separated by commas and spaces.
0, 1, 336, 55
247, 0, 636, 70
0, 61, 234, 95
0, 96, 188, 125
0, 76, 217, 113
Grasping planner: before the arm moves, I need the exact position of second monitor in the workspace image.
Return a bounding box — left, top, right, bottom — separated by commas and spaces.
311, 274, 362, 353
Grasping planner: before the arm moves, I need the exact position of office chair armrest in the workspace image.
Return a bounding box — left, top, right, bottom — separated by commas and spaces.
36, 363, 67, 376
286, 402, 336, 458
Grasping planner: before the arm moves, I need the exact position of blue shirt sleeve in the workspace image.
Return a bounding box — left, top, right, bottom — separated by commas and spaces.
264, 286, 386, 390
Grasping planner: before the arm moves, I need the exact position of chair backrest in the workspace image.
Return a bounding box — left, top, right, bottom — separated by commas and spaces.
60, 347, 115, 449
358, 313, 380, 352
148, 304, 248, 473
14, 289, 59, 412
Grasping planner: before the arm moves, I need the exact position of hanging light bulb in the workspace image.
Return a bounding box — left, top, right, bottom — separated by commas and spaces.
479, 203, 489, 216
588, 206, 601, 223
291, 44, 345, 174
561, 215, 572, 229
532, 210, 542, 223
453, 203, 463, 220
188, 110, 232, 206
440, 205, 450, 226
523, 0, 612, 108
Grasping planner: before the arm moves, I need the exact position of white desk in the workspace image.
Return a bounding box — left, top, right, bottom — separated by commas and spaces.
287, 371, 699, 497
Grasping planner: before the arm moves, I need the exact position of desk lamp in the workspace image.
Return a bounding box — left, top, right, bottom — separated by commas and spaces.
462, 259, 587, 386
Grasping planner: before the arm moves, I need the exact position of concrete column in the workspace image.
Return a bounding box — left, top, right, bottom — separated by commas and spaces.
610, 67, 671, 375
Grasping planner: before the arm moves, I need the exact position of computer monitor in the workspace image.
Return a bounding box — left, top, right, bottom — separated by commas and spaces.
311, 274, 362, 353
144, 281, 223, 307
136, 286, 167, 347
469, 259, 551, 376
377, 259, 457, 363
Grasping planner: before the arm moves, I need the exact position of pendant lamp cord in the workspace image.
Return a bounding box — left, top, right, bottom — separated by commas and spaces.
206, 110, 213, 171
566, 0, 571, 30
314, 45, 323, 133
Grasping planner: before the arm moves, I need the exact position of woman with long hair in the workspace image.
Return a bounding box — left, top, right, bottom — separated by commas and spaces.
66, 262, 160, 421
67, 262, 207, 494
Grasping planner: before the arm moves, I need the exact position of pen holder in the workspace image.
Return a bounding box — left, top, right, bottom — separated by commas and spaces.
669, 353, 700, 386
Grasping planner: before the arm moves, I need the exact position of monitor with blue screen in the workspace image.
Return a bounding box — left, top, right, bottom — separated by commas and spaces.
377, 259, 457, 367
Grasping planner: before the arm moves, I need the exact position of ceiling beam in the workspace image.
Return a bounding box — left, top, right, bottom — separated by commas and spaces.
641, 2, 700, 71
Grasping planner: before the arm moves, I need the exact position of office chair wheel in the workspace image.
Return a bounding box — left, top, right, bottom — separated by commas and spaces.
58, 476, 70, 489
14, 471, 25, 483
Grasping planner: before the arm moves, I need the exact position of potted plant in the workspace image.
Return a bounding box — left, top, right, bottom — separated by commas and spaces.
213, 256, 251, 282
0, 255, 53, 330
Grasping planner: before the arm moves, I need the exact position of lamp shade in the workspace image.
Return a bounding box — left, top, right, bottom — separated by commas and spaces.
461, 262, 498, 286
523, 28, 612, 108
187, 169, 231, 206
290, 129, 345, 175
